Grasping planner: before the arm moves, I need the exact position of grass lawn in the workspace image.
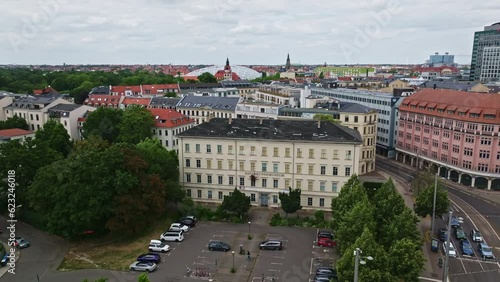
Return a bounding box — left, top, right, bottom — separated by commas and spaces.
58, 216, 176, 271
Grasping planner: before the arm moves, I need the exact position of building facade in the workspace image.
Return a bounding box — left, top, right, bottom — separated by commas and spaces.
479, 46, 500, 82
0, 128, 35, 143
178, 118, 363, 210
148, 108, 195, 152
428, 52, 456, 67
47, 104, 96, 140
470, 23, 500, 81
314, 66, 375, 78
396, 89, 500, 190
176, 95, 239, 124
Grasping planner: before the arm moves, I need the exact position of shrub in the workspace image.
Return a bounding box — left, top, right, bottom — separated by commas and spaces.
269, 213, 282, 226
314, 210, 325, 223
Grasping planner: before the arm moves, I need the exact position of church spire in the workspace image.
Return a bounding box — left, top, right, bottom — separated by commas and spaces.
285, 53, 291, 71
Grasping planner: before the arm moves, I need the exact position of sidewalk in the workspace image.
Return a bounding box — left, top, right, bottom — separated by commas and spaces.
377, 171, 442, 281
0, 241, 20, 278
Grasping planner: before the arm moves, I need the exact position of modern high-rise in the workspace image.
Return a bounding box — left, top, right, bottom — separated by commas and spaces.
428, 52, 456, 67
479, 46, 500, 82
470, 22, 500, 81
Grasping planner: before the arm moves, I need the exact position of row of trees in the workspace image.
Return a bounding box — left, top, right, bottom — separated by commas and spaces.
332, 176, 425, 282
0, 115, 29, 130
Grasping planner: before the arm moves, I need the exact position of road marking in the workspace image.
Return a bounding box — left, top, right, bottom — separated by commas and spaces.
269, 269, 280, 272
309, 258, 314, 275
418, 277, 443, 282
213, 234, 224, 237
194, 262, 204, 265
221, 230, 238, 233
271, 262, 283, 265
198, 256, 207, 259
39, 266, 51, 280
458, 255, 467, 274
273, 256, 285, 259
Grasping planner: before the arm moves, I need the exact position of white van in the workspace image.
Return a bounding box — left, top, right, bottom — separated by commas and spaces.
160, 231, 184, 242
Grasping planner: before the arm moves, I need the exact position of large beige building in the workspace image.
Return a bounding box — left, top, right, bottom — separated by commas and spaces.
178, 118, 363, 210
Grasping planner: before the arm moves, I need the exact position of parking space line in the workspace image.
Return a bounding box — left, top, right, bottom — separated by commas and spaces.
198, 256, 207, 259
309, 258, 313, 275
271, 262, 283, 265
273, 256, 285, 259
221, 230, 238, 233
194, 262, 204, 265
269, 269, 280, 272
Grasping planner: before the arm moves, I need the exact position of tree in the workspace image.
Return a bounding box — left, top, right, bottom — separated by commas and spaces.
82, 107, 122, 143
411, 169, 435, 195
331, 175, 368, 231
220, 188, 251, 218
34, 119, 73, 157
0, 115, 29, 130
118, 106, 154, 144
372, 179, 406, 228
319, 72, 324, 79
414, 183, 450, 218
388, 239, 425, 282
380, 208, 421, 250
278, 187, 302, 218
71, 81, 95, 104
313, 114, 340, 124
197, 72, 217, 83
138, 273, 151, 282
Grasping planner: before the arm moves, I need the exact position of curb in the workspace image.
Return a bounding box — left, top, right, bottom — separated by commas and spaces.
0, 240, 21, 277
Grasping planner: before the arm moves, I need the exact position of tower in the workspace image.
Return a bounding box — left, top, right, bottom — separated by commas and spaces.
470, 22, 500, 81
224, 57, 232, 80
285, 53, 291, 71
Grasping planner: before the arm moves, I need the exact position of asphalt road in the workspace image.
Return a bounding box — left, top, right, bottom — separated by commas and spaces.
376, 157, 500, 282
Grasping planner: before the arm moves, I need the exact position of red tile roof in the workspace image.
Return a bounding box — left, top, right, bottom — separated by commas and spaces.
111, 85, 142, 96
142, 84, 179, 94
147, 108, 195, 128
413, 66, 460, 74
121, 97, 152, 106
214, 70, 241, 81
400, 89, 500, 124
337, 77, 353, 81
182, 76, 199, 81
0, 128, 34, 137
85, 94, 121, 105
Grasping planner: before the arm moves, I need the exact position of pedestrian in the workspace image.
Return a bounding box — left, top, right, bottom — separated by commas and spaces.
247, 251, 251, 260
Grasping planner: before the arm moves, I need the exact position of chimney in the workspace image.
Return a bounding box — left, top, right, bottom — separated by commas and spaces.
433, 84, 437, 89
228, 116, 232, 124
259, 118, 263, 125
317, 120, 321, 128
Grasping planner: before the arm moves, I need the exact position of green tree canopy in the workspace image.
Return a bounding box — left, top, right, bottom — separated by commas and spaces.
197, 72, 217, 83
34, 119, 73, 157
118, 106, 154, 144
331, 175, 368, 231
278, 187, 302, 218
220, 188, 251, 218
0, 115, 29, 130
82, 107, 122, 143
313, 114, 340, 124
372, 178, 406, 228
388, 238, 425, 282
414, 182, 450, 218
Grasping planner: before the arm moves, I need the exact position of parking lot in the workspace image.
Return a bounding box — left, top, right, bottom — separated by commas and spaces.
137, 221, 337, 282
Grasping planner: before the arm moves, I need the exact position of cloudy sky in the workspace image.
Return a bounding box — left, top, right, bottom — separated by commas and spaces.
1, 0, 499, 65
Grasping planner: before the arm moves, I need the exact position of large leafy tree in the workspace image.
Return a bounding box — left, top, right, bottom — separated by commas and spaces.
372, 179, 406, 233
82, 107, 122, 143
197, 72, 217, 83
414, 183, 450, 218
388, 238, 425, 282
220, 188, 251, 218
278, 187, 302, 218
0, 115, 29, 130
34, 119, 73, 157
331, 175, 368, 231
411, 169, 436, 195
380, 208, 421, 250
118, 106, 154, 144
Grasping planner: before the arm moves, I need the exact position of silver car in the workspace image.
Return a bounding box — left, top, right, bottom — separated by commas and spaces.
130, 261, 157, 272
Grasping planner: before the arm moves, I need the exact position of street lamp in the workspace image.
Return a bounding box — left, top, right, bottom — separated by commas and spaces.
232, 251, 235, 269
354, 248, 373, 282
248, 221, 251, 236
430, 172, 438, 237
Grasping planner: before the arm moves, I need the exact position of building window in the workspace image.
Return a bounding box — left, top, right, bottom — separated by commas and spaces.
273, 163, 279, 172
442, 143, 448, 150
229, 160, 234, 170
207, 159, 212, 169
285, 164, 290, 173
185, 159, 191, 167
479, 150, 490, 159
196, 159, 201, 168
251, 146, 256, 155
228, 145, 234, 154
319, 198, 325, 207
239, 161, 245, 171
239, 177, 245, 186
332, 182, 338, 192
229, 176, 234, 185
320, 165, 326, 175
197, 174, 202, 183
297, 164, 302, 174
462, 161, 472, 170
197, 190, 202, 198
185, 144, 190, 152
307, 197, 313, 206
217, 160, 223, 169
239, 145, 244, 155
186, 173, 191, 183
320, 182, 325, 192
346, 150, 352, 160
218, 191, 223, 200
262, 179, 267, 187
285, 148, 291, 157
218, 175, 223, 185
273, 179, 279, 188
344, 115, 349, 122
217, 144, 222, 153
333, 150, 339, 159
308, 165, 314, 175
464, 148, 473, 157
297, 148, 302, 158
250, 193, 256, 202
207, 175, 212, 184
206, 144, 211, 153
480, 137, 492, 146
273, 195, 278, 204
478, 163, 489, 172
452, 145, 459, 153
308, 180, 314, 191
332, 166, 338, 175
208, 190, 212, 199
309, 149, 314, 158
273, 147, 279, 157
251, 162, 256, 171
345, 166, 351, 176
285, 179, 290, 189
262, 147, 267, 156
432, 140, 439, 147
195, 144, 200, 153
453, 133, 461, 141
482, 125, 494, 132
187, 189, 192, 197
354, 116, 358, 123
262, 162, 267, 172
296, 180, 302, 189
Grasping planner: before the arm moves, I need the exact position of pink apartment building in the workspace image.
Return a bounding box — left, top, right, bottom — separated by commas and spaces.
396, 89, 500, 190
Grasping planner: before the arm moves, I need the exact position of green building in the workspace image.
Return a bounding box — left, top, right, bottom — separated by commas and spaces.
315, 66, 375, 78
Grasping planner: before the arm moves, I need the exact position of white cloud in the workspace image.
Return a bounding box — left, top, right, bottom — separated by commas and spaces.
0, 0, 497, 64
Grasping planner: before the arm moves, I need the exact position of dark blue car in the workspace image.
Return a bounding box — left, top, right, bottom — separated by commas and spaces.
137, 253, 161, 264
460, 240, 474, 257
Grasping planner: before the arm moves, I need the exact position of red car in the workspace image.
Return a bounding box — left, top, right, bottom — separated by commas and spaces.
317, 237, 336, 248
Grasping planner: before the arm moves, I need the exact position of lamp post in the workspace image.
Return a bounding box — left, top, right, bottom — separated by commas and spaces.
232, 251, 235, 270
430, 172, 438, 237
248, 221, 251, 236
353, 248, 373, 282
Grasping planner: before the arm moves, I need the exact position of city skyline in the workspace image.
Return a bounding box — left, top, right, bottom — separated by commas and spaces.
1, 0, 499, 65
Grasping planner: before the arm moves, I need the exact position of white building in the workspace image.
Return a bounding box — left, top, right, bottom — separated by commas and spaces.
235, 100, 281, 119
148, 108, 196, 152
178, 118, 363, 210
176, 95, 240, 124
480, 46, 500, 82
47, 104, 97, 140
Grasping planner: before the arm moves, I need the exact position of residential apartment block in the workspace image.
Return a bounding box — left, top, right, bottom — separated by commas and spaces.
470, 23, 500, 81
176, 95, 239, 124
47, 104, 96, 140
178, 118, 363, 210
148, 108, 195, 152
396, 89, 500, 190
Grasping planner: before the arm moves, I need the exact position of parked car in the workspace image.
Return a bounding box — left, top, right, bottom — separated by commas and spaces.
169, 223, 189, 232
316, 267, 337, 279
160, 231, 184, 242
317, 237, 336, 248
455, 226, 466, 240
317, 231, 334, 240
460, 240, 474, 257
208, 241, 231, 252
313, 276, 332, 282
478, 242, 495, 259
438, 229, 448, 242
450, 217, 461, 228
185, 215, 197, 223
259, 240, 283, 250
129, 261, 157, 272
137, 253, 161, 264
442, 242, 457, 257
179, 217, 196, 227
470, 229, 483, 242
148, 240, 170, 253
14, 237, 30, 249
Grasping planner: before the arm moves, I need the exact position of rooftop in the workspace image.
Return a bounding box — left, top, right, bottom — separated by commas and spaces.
178, 118, 362, 143
48, 103, 82, 112
148, 108, 195, 128
149, 97, 180, 107
311, 87, 396, 99
338, 102, 377, 113
122, 97, 152, 106
177, 95, 240, 111
0, 128, 34, 137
